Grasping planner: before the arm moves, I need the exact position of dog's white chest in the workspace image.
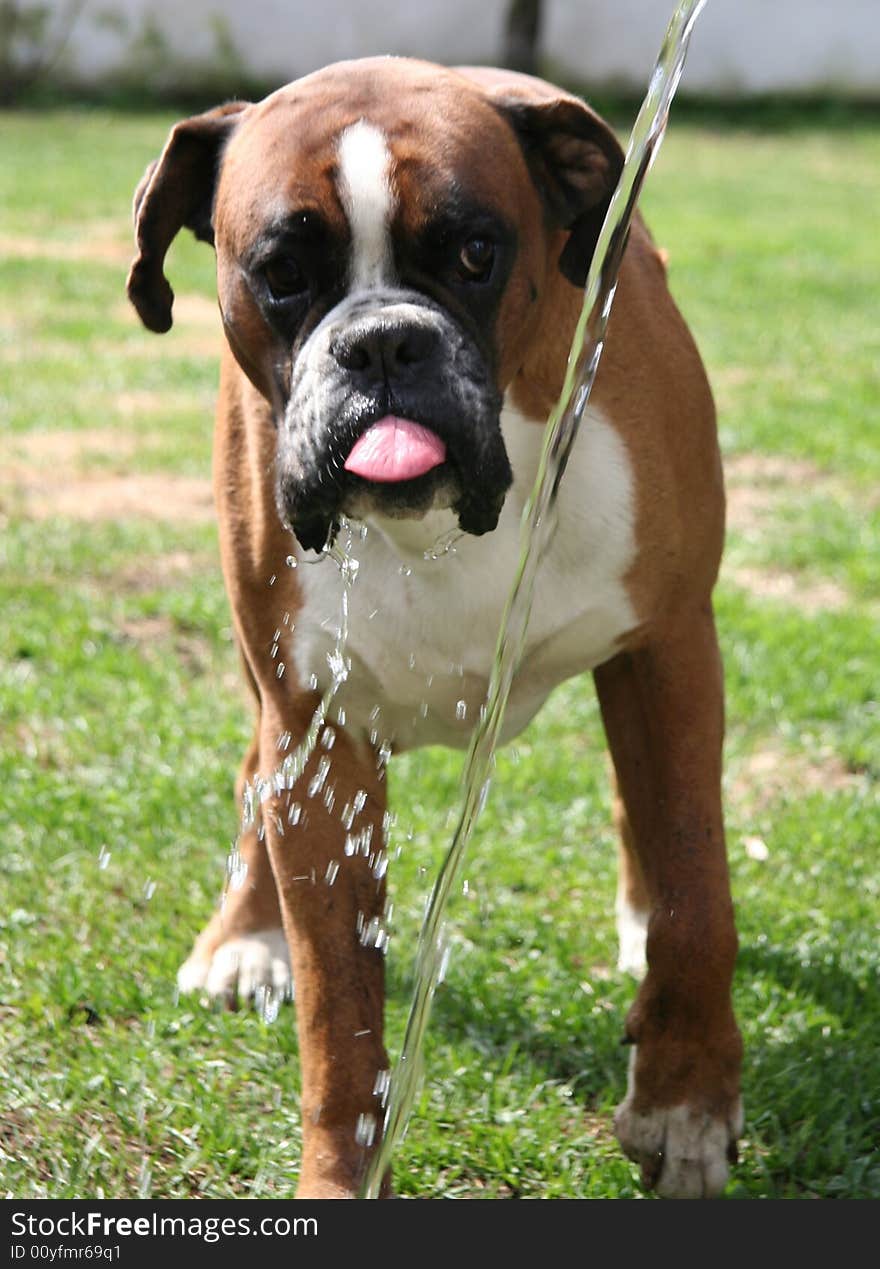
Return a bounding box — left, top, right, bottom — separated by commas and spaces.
291, 405, 638, 751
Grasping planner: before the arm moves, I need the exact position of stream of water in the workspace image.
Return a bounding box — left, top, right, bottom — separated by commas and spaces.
360, 0, 711, 1197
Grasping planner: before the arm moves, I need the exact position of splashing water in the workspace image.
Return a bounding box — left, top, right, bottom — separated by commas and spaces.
222, 519, 360, 916
360, 0, 710, 1197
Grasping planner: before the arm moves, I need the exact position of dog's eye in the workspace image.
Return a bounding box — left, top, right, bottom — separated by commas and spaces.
457, 238, 495, 283
264, 256, 308, 300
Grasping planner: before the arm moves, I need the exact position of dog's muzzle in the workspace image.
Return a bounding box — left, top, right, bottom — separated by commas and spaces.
275, 292, 512, 552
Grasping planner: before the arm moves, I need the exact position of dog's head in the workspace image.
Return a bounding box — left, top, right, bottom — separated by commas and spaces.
127, 58, 622, 551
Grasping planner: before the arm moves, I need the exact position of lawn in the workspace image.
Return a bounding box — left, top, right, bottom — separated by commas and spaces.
0, 103, 877, 1200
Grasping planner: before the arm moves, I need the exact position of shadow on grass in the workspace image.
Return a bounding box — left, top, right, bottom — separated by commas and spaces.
736, 943, 879, 1196
401, 937, 879, 1195
419, 975, 632, 1104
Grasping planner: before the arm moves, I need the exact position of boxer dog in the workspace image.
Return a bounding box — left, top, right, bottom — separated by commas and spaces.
127, 57, 742, 1198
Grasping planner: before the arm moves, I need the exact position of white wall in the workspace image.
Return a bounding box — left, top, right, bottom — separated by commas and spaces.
22, 0, 880, 96
545, 1, 880, 96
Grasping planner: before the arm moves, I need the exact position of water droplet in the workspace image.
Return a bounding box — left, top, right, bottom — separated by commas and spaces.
423, 527, 463, 560
355, 1112, 377, 1147
285, 554, 298, 569
242, 783, 255, 826
324, 860, 339, 885
455, 699, 467, 721
359, 915, 389, 952
307, 756, 331, 798
372, 1069, 391, 1105
255, 984, 280, 1024
226, 844, 248, 890
327, 647, 349, 683
276, 661, 286, 679
97, 845, 111, 870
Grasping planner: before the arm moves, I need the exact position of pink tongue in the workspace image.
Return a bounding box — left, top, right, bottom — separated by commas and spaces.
344, 416, 446, 483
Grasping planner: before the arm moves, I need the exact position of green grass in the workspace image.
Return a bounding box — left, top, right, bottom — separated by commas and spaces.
1, 105, 878, 1200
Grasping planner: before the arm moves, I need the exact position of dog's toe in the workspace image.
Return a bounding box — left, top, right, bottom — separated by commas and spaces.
177, 927, 292, 1006
614, 1099, 743, 1198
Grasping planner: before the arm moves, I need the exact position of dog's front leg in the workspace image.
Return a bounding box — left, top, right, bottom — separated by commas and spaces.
258, 700, 390, 1198
594, 604, 742, 1198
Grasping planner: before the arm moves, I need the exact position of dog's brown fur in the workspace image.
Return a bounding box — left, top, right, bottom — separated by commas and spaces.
128, 58, 740, 1198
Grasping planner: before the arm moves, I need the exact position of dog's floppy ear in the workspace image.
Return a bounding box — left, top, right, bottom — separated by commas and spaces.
497, 95, 624, 288
127, 100, 249, 333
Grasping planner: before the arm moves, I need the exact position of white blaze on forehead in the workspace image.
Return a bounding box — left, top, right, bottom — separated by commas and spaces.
336, 120, 396, 289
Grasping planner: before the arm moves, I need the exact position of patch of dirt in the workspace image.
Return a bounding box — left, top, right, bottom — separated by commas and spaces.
128, 619, 242, 696
0, 229, 131, 267
728, 741, 867, 816
115, 550, 207, 593
171, 294, 220, 327
21, 474, 215, 523
2, 428, 141, 468
117, 613, 214, 674
0, 428, 214, 524
721, 452, 858, 614
724, 564, 849, 614
116, 291, 221, 358
724, 453, 827, 532
112, 388, 212, 420
13, 719, 70, 770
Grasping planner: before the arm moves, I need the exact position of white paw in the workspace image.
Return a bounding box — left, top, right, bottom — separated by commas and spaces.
615, 1083, 743, 1198
615, 895, 648, 977
177, 928, 293, 1004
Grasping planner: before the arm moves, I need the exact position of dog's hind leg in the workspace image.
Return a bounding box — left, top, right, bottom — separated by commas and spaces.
177, 722, 292, 1004
593, 604, 742, 1198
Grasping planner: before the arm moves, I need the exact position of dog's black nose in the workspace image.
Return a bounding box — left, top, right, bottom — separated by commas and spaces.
331, 319, 437, 379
